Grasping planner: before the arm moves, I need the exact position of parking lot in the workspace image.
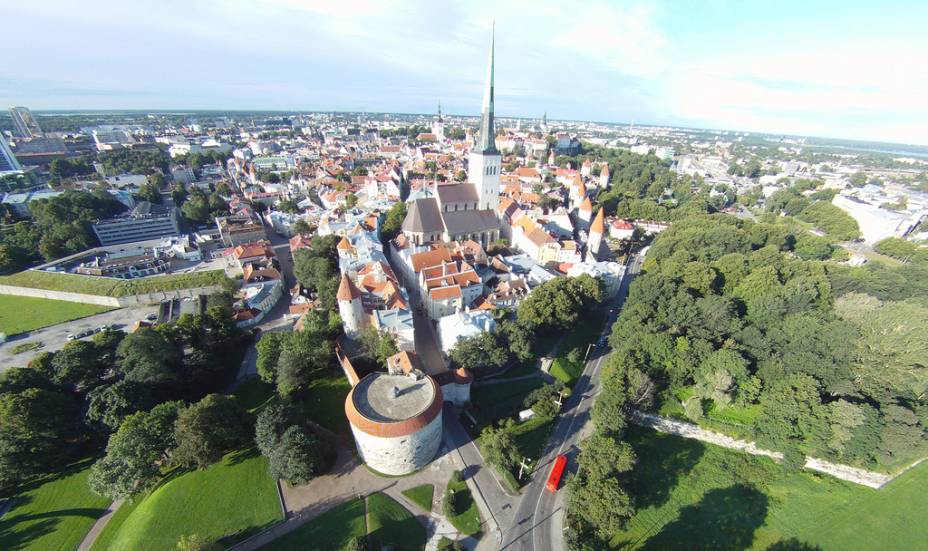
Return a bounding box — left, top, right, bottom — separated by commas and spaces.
0, 304, 160, 370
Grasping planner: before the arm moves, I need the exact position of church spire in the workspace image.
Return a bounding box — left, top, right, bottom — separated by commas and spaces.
437, 100, 443, 122
477, 22, 497, 155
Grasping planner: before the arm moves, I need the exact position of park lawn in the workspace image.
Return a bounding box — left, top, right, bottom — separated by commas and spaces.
367, 492, 427, 550
549, 309, 606, 385
402, 484, 435, 512
0, 295, 113, 335
89, 497, 141, 551
234, 378, 276, 413
470, 377, 547, 429
0, 269, 229, 297
301, 375, 352, 434
609, 426, 928, 550
99, 449, 282, 550
445, 478, 481, 536
263, 498, 366, 551
0, 459, 110, 551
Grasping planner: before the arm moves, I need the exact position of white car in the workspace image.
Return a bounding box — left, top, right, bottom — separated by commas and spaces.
66, 334, 76, 341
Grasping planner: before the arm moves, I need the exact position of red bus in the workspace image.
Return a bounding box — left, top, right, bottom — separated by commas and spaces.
546, 454, 568, 492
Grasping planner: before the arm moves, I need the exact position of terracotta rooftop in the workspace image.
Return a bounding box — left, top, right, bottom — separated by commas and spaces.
336, 274, 363, 301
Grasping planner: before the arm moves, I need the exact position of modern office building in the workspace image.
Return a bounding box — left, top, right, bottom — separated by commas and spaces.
9, 106, 44, 139
92, 201, 181, 246
0, 133, 22, 173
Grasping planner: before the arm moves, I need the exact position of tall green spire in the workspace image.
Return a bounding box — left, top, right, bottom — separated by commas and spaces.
477, 22, 497, 155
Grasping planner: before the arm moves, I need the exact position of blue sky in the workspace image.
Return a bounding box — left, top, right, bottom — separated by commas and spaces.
2, 0, 927, 144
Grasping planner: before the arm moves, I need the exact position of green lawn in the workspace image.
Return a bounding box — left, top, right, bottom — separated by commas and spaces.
402, 484, 435, 512
302, 375, 352, 434
470, 377, 547, 428
609, 426, 928, 550
367, 492, 427, 550
263, 498, 366, 551
549, 310, 606, 384
445, 478, 481, 536
0, 295, 113, 336
96, 449, 282, 550
0, 269, 229, 297
234, 378, 276, 413
90, 497, 141, 551
0, 459, 110, 551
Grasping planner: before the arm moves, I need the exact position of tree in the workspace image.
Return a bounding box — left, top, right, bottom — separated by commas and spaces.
292, 218, 312, 235
359, 326, 399, 365
379, 201, 407, 243
85, 379, 155, 432
517, 275, 603, 332
89, 401, 183, 499
116, 328, 181, 384
567, 434, 636, 538
500, 320, 535, 363
138, 181, 163, 204
450, 332, 508, 375
171, 183, 188, 207
256, 332, 286, 384
0, 388, 82, 486
49, 340, 107, 391
276, 332, 332, 396
754, 373, 830, 456
172, 394, 252, 469
479, 425, 519, 470
254, 402, 329, 484
267, 425, 327, 484
181, 190, 211, 224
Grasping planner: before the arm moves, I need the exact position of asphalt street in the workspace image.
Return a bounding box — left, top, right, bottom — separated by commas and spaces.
501, 253, 644, 550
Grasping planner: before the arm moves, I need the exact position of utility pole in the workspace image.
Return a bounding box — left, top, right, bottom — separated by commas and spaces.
555, 390, 566, 409
584, 342, 593, 361
518, 457, 532, 480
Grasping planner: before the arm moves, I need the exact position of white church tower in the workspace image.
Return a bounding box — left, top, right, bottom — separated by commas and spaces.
468, 24, 501, 213
432, 101, 445, 141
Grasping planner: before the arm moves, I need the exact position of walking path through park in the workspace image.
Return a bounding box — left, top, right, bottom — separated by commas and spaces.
228, 436, 491, 551
76, 498, 123, 551
630, 410, 924, 489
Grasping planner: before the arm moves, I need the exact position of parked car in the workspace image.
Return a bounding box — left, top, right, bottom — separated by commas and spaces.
146, 313, 158, 321
66, 334, 76, 341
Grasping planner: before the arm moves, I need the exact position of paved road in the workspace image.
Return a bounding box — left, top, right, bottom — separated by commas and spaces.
502, 253, 643, 550
0, 305, 159, 369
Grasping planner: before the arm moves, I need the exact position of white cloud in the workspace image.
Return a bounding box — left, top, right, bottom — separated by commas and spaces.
552, 2, 670, 78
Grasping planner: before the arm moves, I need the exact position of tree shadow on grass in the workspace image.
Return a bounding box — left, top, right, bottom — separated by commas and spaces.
767, 538, 823, 551
625, 425, 705, 510
225, 447, 260, 466
641, 484, 769, 551
0, 519, 57, 550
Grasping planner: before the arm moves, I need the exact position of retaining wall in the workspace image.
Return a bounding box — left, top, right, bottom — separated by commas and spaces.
0, 284, 225, 308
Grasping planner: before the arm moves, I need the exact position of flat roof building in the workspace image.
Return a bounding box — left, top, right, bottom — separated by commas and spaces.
92, 201, 181, 246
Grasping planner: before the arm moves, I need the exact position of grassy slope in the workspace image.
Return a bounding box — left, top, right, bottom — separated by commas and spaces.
366, 492, 426, 550
470, 377, 546, 429
262, 498, 366, 551
0, 460, 110, 551
549, 309, 606, 384
99, 449, 281, 550
0, 295, 112, 335
0, 269, 228, 297
301, 375, 352, 434
402, 484, 435, 512
611, 426, 928, 550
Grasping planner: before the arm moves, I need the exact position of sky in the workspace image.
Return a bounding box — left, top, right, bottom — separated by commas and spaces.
2, 0, 927, 145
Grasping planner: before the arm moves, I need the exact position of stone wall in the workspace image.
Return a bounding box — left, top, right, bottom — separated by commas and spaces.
0, 284, 225, 308
351, 412, 442, 475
